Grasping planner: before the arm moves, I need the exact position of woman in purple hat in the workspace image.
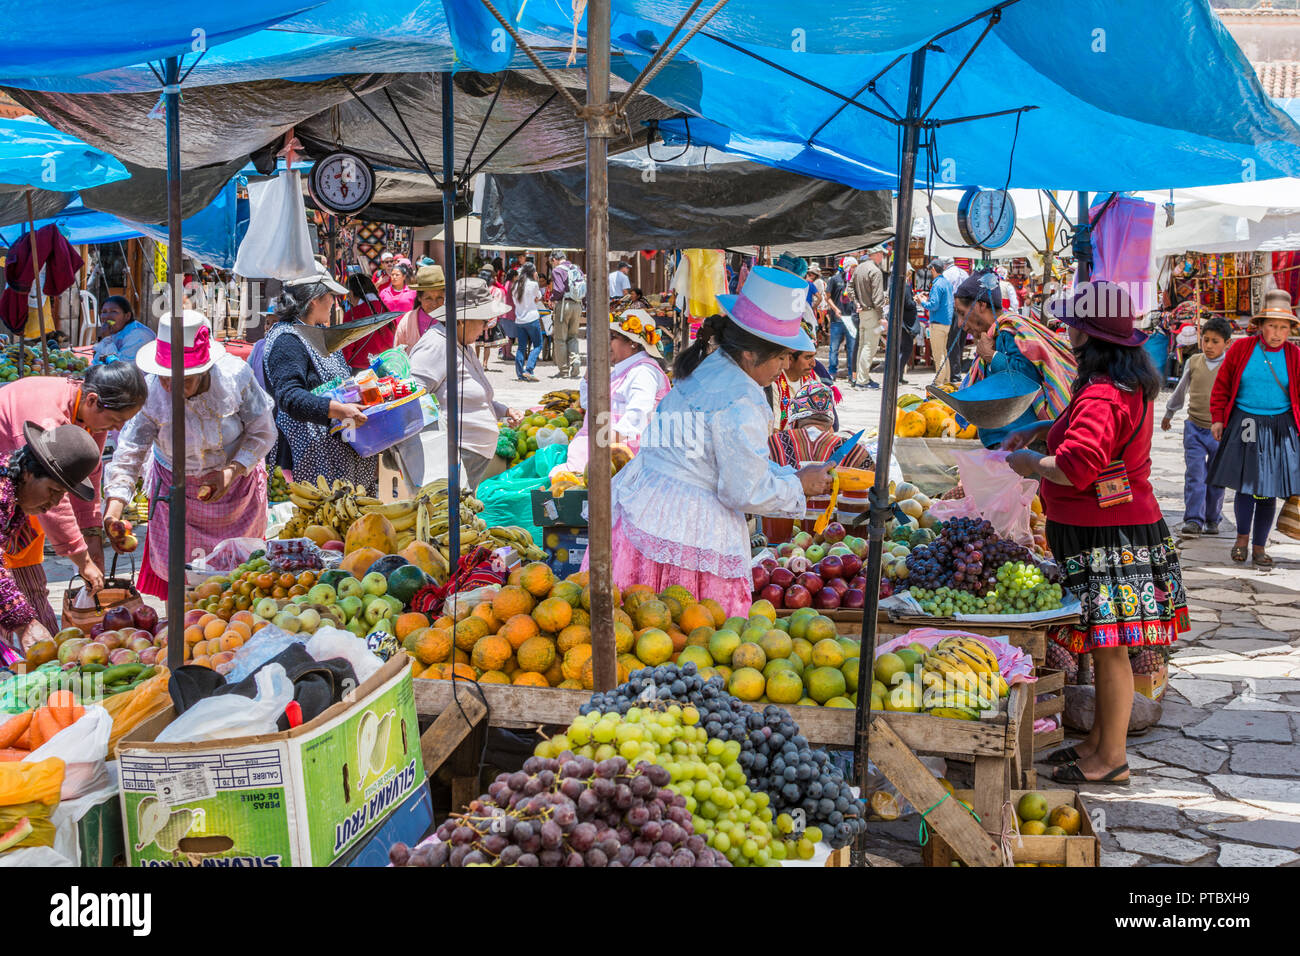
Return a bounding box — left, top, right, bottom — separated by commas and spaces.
1002, 281, 1189, 786
601, 267, 833, 616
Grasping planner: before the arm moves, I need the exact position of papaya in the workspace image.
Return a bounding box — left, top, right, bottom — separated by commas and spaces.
344, 512, 398, 555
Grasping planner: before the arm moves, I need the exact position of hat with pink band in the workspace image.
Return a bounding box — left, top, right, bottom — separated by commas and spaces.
135, 309, 226, 377
715, 266, 815, 352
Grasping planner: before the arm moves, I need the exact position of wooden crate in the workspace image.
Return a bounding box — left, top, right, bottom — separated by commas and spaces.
413, 676, 1027, 836
824, 610, 1059, 666
922, 789, 1098, 867
1031, 667, 1065, 755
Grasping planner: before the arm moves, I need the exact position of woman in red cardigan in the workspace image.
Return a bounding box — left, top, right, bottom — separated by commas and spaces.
1208, 290, 1300, 567
1001, 282, 1189, 786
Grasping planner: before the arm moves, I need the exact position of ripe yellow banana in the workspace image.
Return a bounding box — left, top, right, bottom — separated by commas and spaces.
288, 481, 325, 501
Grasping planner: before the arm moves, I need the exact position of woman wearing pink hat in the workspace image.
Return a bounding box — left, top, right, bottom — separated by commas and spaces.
103, 311, 277, 600
1003, 281, 1189, 786
600, 267, 833, 615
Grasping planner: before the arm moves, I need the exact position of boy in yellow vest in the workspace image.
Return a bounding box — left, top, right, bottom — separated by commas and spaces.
1162, 315, 1233, 535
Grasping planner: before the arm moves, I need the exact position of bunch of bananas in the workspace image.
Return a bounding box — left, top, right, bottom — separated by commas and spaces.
919, 636, 1008, 720
539, 389, 580, 413
416, 485, 545, 564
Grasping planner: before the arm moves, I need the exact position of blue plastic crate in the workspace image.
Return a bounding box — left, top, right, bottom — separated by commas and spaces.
330, 387, 426, 457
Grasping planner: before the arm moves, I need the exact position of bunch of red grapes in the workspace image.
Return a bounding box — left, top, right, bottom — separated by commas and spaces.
903, 517, 1034, 596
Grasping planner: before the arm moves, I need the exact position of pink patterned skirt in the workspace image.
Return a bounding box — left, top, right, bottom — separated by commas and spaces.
607, 517, 752, 617
138, 457, 268, 599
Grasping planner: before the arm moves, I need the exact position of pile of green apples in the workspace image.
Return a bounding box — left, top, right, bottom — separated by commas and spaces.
251, 569, 402, 642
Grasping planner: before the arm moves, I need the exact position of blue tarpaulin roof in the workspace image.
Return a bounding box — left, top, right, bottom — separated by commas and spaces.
0, 114, 130, 191
1, 1, 1297, 191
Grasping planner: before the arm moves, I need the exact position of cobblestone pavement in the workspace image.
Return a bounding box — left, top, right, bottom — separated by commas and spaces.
45, 340, 1298, 866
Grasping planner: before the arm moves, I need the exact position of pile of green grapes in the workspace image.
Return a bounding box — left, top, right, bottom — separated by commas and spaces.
910, 561, 1063, 616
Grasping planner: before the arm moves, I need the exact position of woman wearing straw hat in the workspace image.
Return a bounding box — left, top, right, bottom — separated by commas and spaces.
0, 423, 105, 661
102, 310, 277, 600
1208, 289, 1300, 567
393, 264, 446, 353
1002, 281, 1188, 786
261, 266, 377, 493
403, 278, 524, 490
565, 308, 671, 474
601, 266, 834, 615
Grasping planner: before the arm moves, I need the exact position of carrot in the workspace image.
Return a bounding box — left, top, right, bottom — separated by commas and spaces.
0, 712, 32, 749
0, 748, 28, 761
31, 708, 61, 750
47, 690, 76, 727
14, 727, 30, 749
70, 705, 84, 723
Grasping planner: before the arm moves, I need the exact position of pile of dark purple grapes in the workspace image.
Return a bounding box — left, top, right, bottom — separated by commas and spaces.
389, 755, 728, 867
904, 516, 1034, 596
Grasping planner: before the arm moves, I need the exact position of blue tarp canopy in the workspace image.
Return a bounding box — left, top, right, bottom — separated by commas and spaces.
2, 1, 1298, 192
0, 114, 129, 192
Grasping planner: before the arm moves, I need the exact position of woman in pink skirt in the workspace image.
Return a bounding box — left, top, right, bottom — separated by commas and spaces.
102, 311, 277, 600
606, 267, 833, 616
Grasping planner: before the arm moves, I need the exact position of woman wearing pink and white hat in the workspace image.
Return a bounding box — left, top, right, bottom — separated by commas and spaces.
600, 266, 834, 615
103, 310, 277, 600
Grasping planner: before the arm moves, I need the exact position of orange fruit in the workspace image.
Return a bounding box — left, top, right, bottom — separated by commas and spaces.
506, 566, 524, 587
470, 602, 500, 632
532, 597, 573, 634
566, 571, 590, 587
614, 621, 634, 653
183, 626, 203, 646
557, 624, 592, 654
549, 580, 583, 608
687, 625, 714, 648
543, 658, 565, 687
579, 657, 596, 690
668, 629, 689, 652
479, 670, 511, 685
519, 562, 556, 598
728, 667, 765, 701
571, 607, 591, 629
471, 634, 512, 672
635, 628, 673, 666
512, 671, 549, 687
434, 615, 454, 630
678, 604, 715, 635
558, 679, 584, 690
614, 608, 633, 629
500, 614, 541, 650
562, 644, 593, 682
493, 585, 535, 619
731, 642, 767, 671
632, 600, 672, 632
516, 636, 557, 673
700, 598, 726, 628
446, 662, 477, 681
394, 612, 431, 640
580, 584, 621, 611
405, 627, 452, 666
452, 616, 492, 652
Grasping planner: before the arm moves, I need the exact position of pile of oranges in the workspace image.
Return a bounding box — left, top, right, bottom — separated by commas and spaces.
405, 562, 728, 691
179, 609, 271, 671
189, 568, 320, 619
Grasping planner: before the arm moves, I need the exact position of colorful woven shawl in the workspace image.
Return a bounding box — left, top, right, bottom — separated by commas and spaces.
965, 311, 1077, 419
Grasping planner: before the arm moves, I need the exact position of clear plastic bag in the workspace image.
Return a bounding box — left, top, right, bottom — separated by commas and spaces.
190, 537, 265, 574
950, 448, 1037, 546
305, 627, 383, 686
224, 625, 307, 685
24, 705, 112, 800
232, 170, 316, 279
265, 537, 328, 571
155, 664, 294, 743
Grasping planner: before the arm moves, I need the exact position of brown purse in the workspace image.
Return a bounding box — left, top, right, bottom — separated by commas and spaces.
60, 552, 144, 632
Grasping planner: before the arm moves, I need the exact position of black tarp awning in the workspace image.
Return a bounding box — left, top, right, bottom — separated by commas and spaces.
481, 146, 893, 251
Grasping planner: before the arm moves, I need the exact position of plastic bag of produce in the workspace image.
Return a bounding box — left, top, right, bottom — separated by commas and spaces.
0, 663, 63, 715
0, 756, 63, 810
477, 443, 569, 545
155, 664, 293, 743
106, 672, 171, 757
189, 537, 265, 574
949, 448, 1036, 546
223, 624, 306, 685
305, 627, 382, 686
24, 705, 110, 800
265, 537, 328, 571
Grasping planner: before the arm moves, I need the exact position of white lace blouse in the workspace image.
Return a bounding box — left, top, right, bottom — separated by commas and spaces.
104, 352, 277, 501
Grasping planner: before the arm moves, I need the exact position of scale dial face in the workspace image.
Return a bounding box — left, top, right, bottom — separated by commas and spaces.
958, 187, 1016, 250
309, 150, 375, 215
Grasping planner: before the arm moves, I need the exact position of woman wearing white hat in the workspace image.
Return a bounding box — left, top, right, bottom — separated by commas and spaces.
102, 310, 277, 600
600, 267, 833, 615
565, 309, 671, 474
262, 265, 377, 493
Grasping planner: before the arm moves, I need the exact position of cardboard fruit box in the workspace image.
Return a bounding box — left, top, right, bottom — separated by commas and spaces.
923, 788, 1098, 867
118, 654, 421, 867
531, 487, 588, 528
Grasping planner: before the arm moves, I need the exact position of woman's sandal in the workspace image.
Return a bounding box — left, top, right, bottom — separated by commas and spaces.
1230, 545, 1248, 563
1044, 746, 1082, 765
1051, 762, 1130, 786
1253, 551, 1274, 568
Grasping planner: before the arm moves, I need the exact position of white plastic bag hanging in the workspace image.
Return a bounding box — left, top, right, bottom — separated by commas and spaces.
233, 170, 316, 279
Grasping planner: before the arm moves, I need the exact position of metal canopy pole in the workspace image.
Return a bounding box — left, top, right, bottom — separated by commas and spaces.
1074, 191, 1092, 282
852, 46, 928, 868
586, 0, 617, 692
163, 55, 187, 674
441, 73, 462, 573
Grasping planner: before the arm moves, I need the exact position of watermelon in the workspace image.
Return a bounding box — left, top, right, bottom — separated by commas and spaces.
387, 564, 432, 606
368, 554, 410, 579
0, 816, 32, 852
318, 569, 354, 590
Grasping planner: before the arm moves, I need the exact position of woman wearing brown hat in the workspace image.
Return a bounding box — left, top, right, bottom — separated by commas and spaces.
0, 423, 105, 658
1208, 289, 1300, 566
393, 264, 446, 353
1003, 280, 1189, 786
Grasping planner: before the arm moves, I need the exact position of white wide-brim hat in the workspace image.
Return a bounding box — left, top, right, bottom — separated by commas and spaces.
136, 309, 226, 377
611, 308, 663, 359
715, 265, 815, 352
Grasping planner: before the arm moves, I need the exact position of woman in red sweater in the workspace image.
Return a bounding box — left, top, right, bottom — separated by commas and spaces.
1002, 281, 1189, 786
1208, 290, 1300, 567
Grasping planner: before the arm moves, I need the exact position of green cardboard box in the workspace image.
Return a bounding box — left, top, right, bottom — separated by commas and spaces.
531, 487, 588, 528
117, 654, 421, 867
78, 792, 126, 867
